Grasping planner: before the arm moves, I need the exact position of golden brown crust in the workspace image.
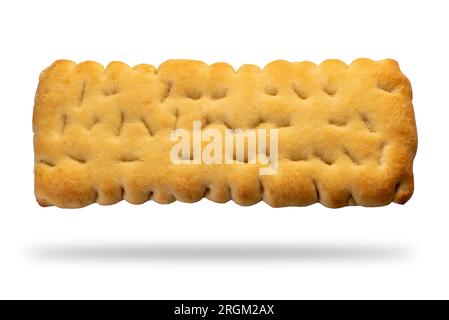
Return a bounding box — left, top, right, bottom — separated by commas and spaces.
33, 59, 417, 208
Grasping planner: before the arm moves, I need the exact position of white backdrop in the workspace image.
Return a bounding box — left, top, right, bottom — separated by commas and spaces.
0, 0, 447, 299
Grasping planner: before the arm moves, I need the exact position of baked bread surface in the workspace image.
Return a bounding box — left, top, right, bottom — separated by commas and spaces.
33, 59, 417, 208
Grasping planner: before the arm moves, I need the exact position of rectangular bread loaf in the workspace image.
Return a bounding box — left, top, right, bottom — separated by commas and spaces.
33, 59, 417, 208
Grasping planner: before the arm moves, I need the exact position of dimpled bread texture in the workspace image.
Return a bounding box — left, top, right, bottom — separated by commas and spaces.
33, 59, 417, 208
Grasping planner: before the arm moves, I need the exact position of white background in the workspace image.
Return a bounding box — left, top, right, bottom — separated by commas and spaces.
0, 0, 447, 300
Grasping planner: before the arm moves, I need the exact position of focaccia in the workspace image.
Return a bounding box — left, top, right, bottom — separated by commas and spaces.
33, 59, 417, 208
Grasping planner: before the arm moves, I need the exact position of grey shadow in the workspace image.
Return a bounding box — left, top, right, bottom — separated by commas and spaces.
29, 243, 408, 263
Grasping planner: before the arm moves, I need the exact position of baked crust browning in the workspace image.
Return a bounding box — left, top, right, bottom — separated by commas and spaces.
33, 59, 417, 208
